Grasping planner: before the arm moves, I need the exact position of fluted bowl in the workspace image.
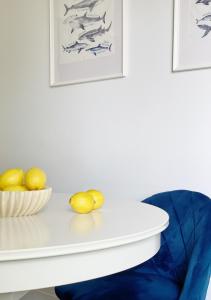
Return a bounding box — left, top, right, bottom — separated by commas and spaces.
0, 187, 52, 217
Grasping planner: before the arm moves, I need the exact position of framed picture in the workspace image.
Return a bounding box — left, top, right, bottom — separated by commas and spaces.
50, 0, 126, 86
173, 0, 211, 72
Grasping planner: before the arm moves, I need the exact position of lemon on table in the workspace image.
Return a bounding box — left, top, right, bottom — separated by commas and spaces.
86, 190, 105, 209
0, 169, 24, 190
3, 185, 28, 191
25, 167, 46, 190
70, 192, 94, 214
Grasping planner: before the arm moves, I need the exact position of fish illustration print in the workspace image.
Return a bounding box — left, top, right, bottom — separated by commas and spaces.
64, 11, 106, 33
197, 24, 211, 37
196, 0, 211, 4
64, 4, 72, 16
62, 41, 88, 53
63, 14, 78, 25
79, 22, 112, 42
196, 14, 211, 23
86, 43, 112, 55
64, 0, 102, 16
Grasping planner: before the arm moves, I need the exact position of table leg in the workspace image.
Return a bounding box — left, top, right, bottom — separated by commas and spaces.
0, 292, 28, 300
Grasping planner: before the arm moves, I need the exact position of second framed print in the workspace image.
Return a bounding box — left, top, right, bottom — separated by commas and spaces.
173, 0, 211, 72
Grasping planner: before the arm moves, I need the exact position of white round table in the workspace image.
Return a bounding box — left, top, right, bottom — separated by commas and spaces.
0, 193, 169, 300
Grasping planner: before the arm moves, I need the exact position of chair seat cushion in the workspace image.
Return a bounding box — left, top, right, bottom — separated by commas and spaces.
55, 271, 181, 300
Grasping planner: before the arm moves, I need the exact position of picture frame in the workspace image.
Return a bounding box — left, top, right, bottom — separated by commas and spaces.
50, 0, 127, 86
173, 0, 211, 72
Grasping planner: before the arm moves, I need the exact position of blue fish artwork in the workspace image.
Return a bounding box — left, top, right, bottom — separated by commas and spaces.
196, 0, 211, 4
63, 11, 106, 33
64, 0, 103, 16
196, 14, 211, 24
86, 43, 112, 55
197, 24, 211, 37
60, 0, 113, 62
62, 41, 88, 53
79, 22, 112, 42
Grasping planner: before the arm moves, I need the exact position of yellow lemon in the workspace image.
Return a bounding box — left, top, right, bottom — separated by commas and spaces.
0, 169, 24, 190
69, 192, 94, 214
86, 190, 105, 209
3, 185, 28, 191
25, 167, 46, 190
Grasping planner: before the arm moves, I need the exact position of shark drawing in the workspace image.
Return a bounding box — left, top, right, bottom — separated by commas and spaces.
197, 24, 211, 37
62, 41, 88, 53
79, 22, 112, 42
196, 0, 211, 4
64, 0, 102, 16
64, 4, 72, 16
86, 43, 112, 55
196, 14, 211, 23
63, 14, 78, 25
63, 11, 106, 33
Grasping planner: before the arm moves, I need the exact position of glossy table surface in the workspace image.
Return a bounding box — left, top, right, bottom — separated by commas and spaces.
0, 193, 168, 260
0, 193, 169, 295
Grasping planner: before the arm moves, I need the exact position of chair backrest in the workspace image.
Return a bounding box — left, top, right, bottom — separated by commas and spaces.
143, 190, 211, 300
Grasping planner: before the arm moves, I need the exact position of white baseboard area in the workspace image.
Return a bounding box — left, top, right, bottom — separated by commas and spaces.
22, 288, 57, 300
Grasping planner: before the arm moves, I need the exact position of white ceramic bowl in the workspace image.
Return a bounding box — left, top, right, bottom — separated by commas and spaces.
0, 187, 52, 218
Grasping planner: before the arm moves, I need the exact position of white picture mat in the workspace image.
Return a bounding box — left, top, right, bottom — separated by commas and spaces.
173, 0, 211, 71
50, 0, 126, 86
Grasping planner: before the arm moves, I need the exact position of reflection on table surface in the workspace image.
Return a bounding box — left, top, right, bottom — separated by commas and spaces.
0, 193, 169, 253
0, 210, 103, 251
0, 216, 50, 250
70, 211, 103, 236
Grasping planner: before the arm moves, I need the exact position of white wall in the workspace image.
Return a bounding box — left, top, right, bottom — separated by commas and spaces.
1, 0, 211, 203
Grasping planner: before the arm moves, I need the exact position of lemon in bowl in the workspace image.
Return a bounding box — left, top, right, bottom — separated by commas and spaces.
0, 167, 52, 218
25, 167, 46, 190
3, 186, 28, 191
0, 169, 24, 190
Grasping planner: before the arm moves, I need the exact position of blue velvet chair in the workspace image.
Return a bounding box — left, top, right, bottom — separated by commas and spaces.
55, 190, 211, 300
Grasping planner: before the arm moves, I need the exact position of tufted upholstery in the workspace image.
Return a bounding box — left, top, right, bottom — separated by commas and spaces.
55, 190, 211, 300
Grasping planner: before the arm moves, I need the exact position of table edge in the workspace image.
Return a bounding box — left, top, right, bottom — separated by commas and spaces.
0, 218, 169, 262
